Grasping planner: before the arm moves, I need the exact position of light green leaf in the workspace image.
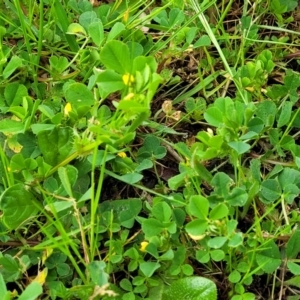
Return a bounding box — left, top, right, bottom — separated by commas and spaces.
162, 277, 217, 300
204, 107, 223, 127
18, 282, 43, 300
209, 203, 228, 220
194, 35, 211, 48
286, 230, 300, 259
107, 22, 125, 42
287, 262, 300, 275
0, 184, 39, 230
142, 218, 164, 236
285, 276, 300, 288
207, 237, 227, 249
100, 40, 130, 73
277, 101, 293, 127
79, 11, 98, 31
185, 219, 208, 237
3, 56, 22, 79
0, 119, 24, 133
96, 70, 125, 98
140, 262, 161, 278
188, 195, 209, 219
228, 141, 251, 154
87, 261, 109, 286
226, 187, 248, 206
4, 82, 28, 106
65, 83, 95, 108
58, 165, 78, 197
119, 173, 143, 184
88, 20, 104, 47
31, 124, 56, 134
67, 23, 87, 35
152, 202, 172, 222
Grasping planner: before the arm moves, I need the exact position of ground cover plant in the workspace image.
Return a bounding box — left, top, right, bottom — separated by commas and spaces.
1, 0, 300, 299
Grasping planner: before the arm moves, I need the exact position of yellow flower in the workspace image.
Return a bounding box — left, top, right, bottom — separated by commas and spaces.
124, 92, 135, 100
32, 268, 48, 285
117, 152, 127, 158
64, 102, 72, 116
122, 73, 134, 86
139, 241, 149, 252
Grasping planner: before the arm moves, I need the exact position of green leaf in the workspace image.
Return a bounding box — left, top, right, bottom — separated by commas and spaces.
248, 117, 264, 133
0, 184, 39, 230
256, 240, 281, 273
278, 168, 300, 187
228, 141, 251, 155
106, 22, 125, 42
226, 187, 248, 206
142, 218, 163, 237
67, 23, 87, 35
169, 8, 185, 26
53, 0, 79, 51
120, 278, 132, 292
207, 237, 227, 249
31, 124, 56, 134
140, 262, 161, 278
209, 203, 228, 220
88, 20, 104, 47
211, 172, 233, 198
260, 179, 281, 203
256, 100, 277, 127
100, 40, 130, 73
204, 107, 223, 127
0, 119, 24, 134
79, 11, 98, 31
210, 250, 225, 262
18, 282, 43, 300
3, 56, 22, 79
228, 233, 243, 247
287, 262, 300, 275
0, 255, 21, 282
286, 230, 300, 259
119, 173, 143, 184
285, 276, 300, 288
58, 165, 78, 197
228, 270, 241, 283
162, 277, 217, 300
185, 219, 208, 237
96, 70, 125, 98
37, 127, 74, 166
0, 273, 7, 294
99, 199, 142, 228
87, 261, 109, 286
152, 202, 172, 222
194, 35, 211, 48
277, 101, 293, 127
64, 83, 94, 108
188, 195, 209, 219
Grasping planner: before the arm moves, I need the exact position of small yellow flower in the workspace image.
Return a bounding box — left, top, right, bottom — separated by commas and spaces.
139, 241, 149, 252
122, 73, 135, 86
123, 9, 129, 23
32, 268, 48, 285
64, 102, 72, 116
117, 152, 127, 158
124, 92, 135, 100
